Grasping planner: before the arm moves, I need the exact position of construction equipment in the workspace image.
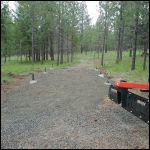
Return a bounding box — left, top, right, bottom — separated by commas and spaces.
108, 80, 149, 124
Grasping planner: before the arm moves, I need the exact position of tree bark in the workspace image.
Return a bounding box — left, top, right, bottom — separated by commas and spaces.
46, 42, 48, 61
50, 32, 54, 61
42, 44, 44, 64
80, 2, 84, 54
29, 49, 31, 61
119, 1, 124, 61
57, 33, 60, 65
37, 49, 40, 61
101, 13, 107, 65
60, 28, 64, 64
25, 50, 27, 61
105, 23, 108, 53
43, 44, 46, 61
116, 28, 121, 64
131, 4, 139, 70
71, 34, 73, 62
67, 32, 69, 63
143, 43, 147, 70
20, 40, 22, 62
60, 2, 64, 64
129, 42, 133, 57
129, 48, 133, 57
57, 2, 61, 66
101, 2, 108, 65
101, 35, 105, 66
32, 17, 34, 65
104, 2, 108, 53
116, 1, 125, 62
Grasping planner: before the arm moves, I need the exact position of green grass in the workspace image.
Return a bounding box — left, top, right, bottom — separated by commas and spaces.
1, 51, 149, 82
1, 75, 11, 81
95, 51, 149, 82
1, 54, 80, 81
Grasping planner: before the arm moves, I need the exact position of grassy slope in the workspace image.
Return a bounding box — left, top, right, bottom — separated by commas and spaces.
1, 50, 149, 82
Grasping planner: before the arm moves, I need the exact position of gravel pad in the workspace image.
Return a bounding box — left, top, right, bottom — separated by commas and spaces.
1, 68, 149, 149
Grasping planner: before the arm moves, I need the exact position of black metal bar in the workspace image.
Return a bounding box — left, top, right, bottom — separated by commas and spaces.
120, 88, 128, 108
108, 84, 149, 124
108, 85, 121, 104
32, 73, 34, 80
126, 92, 149, 123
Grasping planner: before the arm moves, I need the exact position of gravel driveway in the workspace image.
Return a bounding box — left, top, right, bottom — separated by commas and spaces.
1, 63, 149, 149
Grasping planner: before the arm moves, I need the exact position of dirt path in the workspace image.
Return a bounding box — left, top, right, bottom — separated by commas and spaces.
71, 59, 99, 69
1, 59, 149, 149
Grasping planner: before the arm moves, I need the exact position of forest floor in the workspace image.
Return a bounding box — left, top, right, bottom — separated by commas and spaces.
1, 59, 149, 149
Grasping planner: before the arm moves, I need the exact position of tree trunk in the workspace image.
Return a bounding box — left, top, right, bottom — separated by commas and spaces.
42, 44, 44, 64
101, 2, 108, 65
67, 32, 69, 63
105, 39, 107, 53
57, 34, 60, 65
104, 2, 108, 53
36, 50, 39, 61
105, 25, 108, 53
39, 46, 41, 62
129, 49, 132, 57
20, 40, 22, 62
129, 43, 133, 57
33, 51, 35, 62
101, 19, 106, 66
46, 46, 48, 61
131, 4, 139, 70
101, 31, 106, 66
25, 51, 28, 61
38, 47, 41, 61
57, 1, 61, 66
143, 43, 147, 70
80, 3, 84, 54
71, 34, 73, 62
29, 49, 31, 61
50, 33, 54, 61
60, 2, 64, 64
119, 1, 124, 61
116, 1, 124, 63
32, 21, 34, 66
116, 28, 121, 64
44, 45, 46, 61
101, 44, 105, 66
120, 20, 124, 60
60, 28, 63, 64
131, 35, 137, 70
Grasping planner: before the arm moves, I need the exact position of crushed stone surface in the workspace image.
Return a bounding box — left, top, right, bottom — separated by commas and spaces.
1, 65, 149, 149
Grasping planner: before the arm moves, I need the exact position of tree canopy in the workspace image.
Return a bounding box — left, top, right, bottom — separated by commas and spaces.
1, 1, 149, 70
